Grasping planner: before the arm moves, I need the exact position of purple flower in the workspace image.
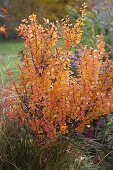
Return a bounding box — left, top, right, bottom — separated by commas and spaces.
71, 62, 77, 68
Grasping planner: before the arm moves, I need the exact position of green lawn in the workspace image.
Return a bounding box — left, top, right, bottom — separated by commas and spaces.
0, 40, 23, 85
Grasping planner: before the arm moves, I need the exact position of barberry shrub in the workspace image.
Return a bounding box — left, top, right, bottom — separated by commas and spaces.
5, 4, 113, 142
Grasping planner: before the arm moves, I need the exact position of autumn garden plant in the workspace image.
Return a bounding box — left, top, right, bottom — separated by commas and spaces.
0, 3, 113, 169
2, 3, 112, 144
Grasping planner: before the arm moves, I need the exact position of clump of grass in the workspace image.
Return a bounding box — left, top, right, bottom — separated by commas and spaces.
1, 115, 113, 170
0, 117, 42, 170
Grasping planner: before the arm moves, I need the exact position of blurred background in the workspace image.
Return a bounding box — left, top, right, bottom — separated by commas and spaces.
0, 0, 113, 40
0, 0, 86, 39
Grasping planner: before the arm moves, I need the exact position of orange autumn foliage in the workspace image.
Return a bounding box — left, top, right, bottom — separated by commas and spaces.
0, 8, 8, 36
5, 4, 113, 141
0, 26, 7, 34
